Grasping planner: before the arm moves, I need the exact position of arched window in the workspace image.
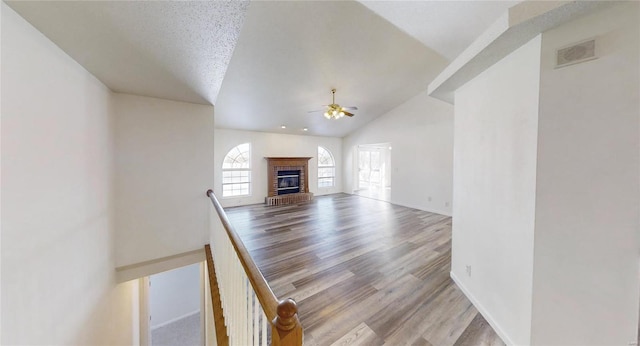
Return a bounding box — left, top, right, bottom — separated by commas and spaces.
318, 146, 335, 188
222, 143, 251, 197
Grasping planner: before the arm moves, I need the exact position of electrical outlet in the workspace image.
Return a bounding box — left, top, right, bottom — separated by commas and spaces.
428, 196, 432, 202
465, 265, 472, 277
445, 201, 450, 207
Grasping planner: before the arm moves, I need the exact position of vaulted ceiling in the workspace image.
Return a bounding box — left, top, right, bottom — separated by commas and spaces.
359, 1, 521, 60
5, 0, 518, 137
214, 1, 447, 137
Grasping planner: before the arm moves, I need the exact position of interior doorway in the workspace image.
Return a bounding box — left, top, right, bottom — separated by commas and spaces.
145, 263, 204, 346
355, 143, 391, 202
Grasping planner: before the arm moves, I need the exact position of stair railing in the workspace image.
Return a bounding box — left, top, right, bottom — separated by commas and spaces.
204, 189, 303, 346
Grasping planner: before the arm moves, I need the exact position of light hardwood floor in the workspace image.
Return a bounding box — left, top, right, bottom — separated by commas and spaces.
225, 193, 505, 346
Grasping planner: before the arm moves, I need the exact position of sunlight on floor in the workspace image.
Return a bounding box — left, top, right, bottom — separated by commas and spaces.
354, 186, 391, 202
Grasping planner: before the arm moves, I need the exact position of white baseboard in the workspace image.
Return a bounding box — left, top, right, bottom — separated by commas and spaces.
390, 199, 452, 217
450, 271, 515, 345
151, 310, 200, 331
344, 190, 453, 217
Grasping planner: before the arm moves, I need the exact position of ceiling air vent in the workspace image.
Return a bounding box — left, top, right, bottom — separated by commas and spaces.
556, 39, 596, 68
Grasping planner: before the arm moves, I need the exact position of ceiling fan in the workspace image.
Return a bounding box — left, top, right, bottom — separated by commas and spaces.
308, 88, 358, 119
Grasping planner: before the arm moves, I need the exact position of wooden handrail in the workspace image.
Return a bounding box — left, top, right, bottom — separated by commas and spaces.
206, 189, 303, 345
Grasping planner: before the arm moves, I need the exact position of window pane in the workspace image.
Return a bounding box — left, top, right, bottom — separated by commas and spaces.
318, 167, 334, 178
318, 177, 334, 188
223, 181, 251, 197
222, 143, 251, 197
318, 146, 335, 167
318, 171, 334, 186
222, 170, 250, 184
359, 151, 370, 170
223, 143, 251, 169
370, 170, 381, 185
370, 151, 381, 169
318, 146, 335, 188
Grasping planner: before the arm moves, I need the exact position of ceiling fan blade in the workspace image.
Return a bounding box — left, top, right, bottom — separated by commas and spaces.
344, 111, 355, 117
308, 105, 331, 113
342, 106, 358, 111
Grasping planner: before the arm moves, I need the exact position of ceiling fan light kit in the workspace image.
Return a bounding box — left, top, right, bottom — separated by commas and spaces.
324, 106, 346, 119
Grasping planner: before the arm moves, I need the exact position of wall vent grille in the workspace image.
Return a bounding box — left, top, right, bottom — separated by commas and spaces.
556, 39, 596, 68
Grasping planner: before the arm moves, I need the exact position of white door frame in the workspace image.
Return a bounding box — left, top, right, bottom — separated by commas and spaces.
139, 262, 207, 346
139, 277, 151, 346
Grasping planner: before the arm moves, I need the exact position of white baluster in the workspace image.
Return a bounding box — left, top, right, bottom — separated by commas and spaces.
229, 243, 234, 340
220, 238, 226, 340
253, 292, 259, 345
232, 258, 238, 344
226, 239, 232, 340
238, 272, 242, 345
243, 276, 248, 346
235, 259, 238, 343
239, 270, 244, 346
261, 308, 267, 346
246, 281, 249, 345
230, 242, 235, 342
248, 280, 253, 345
249, 290, 254, 345
238, 259, 243, 343
222, 237, 228, 338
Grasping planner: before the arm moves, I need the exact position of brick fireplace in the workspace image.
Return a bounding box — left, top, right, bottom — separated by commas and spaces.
265, 157, 313, 206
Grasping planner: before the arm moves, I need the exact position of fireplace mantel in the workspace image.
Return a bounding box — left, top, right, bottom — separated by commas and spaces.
265, 157, 313, 205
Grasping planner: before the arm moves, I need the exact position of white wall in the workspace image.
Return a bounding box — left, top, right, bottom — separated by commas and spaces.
150, 263, 201, 329
1, 3, 136, 344
532, 3, 640, 344
342, 90, 454, 215
113, 93, 214, 267
214, 129, 342, 207
1, 2, 4, 341
452, 36, 541, 345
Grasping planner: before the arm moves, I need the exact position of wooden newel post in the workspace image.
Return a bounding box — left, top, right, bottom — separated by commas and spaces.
271, 298, 303, 346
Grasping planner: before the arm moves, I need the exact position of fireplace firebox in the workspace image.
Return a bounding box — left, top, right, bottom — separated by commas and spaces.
277, 170, 300, 195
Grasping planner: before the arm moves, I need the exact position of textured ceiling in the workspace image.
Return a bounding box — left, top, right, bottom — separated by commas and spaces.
5, 0, 249, 105
358, 0, 522, 60
214, 1, 447, 137
5, 0, 525, 138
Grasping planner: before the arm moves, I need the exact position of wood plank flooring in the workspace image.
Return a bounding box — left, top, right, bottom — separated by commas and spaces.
225, 193, 505, 346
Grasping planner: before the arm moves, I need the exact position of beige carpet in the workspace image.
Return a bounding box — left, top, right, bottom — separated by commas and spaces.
152, 313, 201, 346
